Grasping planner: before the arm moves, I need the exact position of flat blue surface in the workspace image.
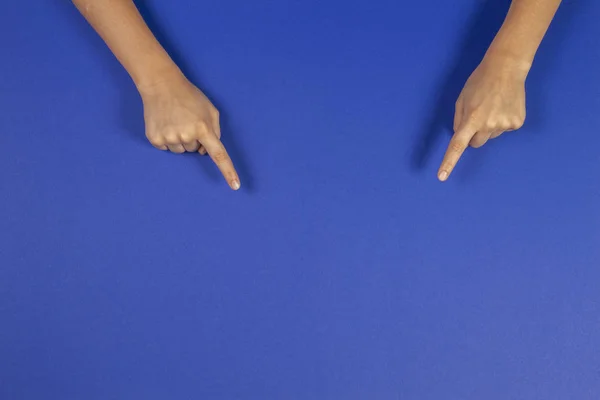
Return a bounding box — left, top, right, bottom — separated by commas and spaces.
1, 0, 599, 399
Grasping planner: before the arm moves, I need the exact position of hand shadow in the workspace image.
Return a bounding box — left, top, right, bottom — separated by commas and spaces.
411, 0, 513, 177
411, 0, 580, 180
521, 0, 580, 133
61, 1, 255, 191
134, 1, 255, 192
59, 1, 147, 147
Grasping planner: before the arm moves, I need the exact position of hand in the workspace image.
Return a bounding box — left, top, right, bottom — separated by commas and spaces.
139, 74, 240, 190
438, 55, 528, 181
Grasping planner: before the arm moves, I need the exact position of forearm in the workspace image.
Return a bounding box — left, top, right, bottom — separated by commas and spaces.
72, 0, 182, 90
485, 0, 562, 75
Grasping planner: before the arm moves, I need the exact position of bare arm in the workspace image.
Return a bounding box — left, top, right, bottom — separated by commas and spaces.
438, 0, 562, 182
72, 0, 180, 89
486, 0, 562, 73
72, 0, 241, 190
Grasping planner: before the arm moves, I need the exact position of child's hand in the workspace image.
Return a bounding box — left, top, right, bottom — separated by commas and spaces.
438, 56, 528, 181
139, 75, 240, 190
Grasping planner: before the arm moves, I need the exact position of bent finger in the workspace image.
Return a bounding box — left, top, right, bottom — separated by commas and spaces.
168, 144, 185, 154
469, 131, 491, 148
183, 141, 201, 152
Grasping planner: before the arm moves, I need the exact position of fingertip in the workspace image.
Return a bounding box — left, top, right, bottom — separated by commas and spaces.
438, 170, 449, 182
231, 179, 241, 191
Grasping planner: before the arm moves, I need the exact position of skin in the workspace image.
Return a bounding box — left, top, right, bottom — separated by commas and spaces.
72, 0, 240, 190
73, 0, 562, 187
438, 0, 563, 182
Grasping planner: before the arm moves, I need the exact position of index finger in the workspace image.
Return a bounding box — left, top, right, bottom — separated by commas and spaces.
201, 135, 240, 190
438, 123, 477, 182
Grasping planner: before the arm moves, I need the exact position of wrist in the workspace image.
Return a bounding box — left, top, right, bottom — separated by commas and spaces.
134, 63, 186, 97
481, 46, 532, 80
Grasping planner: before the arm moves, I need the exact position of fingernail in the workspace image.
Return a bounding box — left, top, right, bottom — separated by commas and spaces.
439, 171, 448, 181
231, 180, 240, 190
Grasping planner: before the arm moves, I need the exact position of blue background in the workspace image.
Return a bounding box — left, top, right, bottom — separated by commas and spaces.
1, 0, 599, 398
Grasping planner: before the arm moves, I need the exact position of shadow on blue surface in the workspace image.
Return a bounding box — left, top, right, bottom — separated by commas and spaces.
60, 0, 256, 190
59, 1, 148, 147
411, 0, 579, 175
63, 0, 580, 191
411, 0, 512, 172
134, 0, 257, 191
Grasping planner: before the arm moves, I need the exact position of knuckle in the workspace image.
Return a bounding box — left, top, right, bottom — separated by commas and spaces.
148, 136, 165, 147
464, 112, 481, 128
495, 119, 510, 130
180, 131, 194, 142
165, 133, 179, 144
197, 131, 210, 141
486, 120, 498, 130
465, 112, 478, 124
512, 117, 525, 129
196, 120, 209, 133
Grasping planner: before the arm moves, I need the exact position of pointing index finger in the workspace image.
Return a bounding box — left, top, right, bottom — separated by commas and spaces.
438, 122, 478, 182
201, 135, 240, 190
